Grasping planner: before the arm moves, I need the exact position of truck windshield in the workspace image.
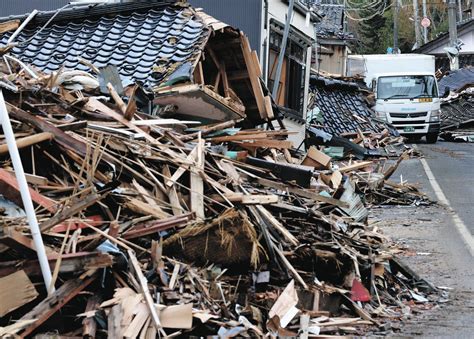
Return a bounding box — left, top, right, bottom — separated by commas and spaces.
377, 75, 438, 100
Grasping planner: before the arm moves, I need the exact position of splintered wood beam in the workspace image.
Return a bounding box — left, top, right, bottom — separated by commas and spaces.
0, 168, 57, 213
128, 250, 162, 332
264, 96, 274, 119
166, 146, 198, 188
0, 227, 56, 256
162, 165, 184, 216
194, 61, 205, 85
39, 192, 102, 232
122, 212, 194, 240
213, 71, 221, 91
83, 295, 102, 338
106, 82, 127, 115
240, 33, 267, 119
0, 252, 113, 278
0, 132, 53, 155
19, 271, 98, 337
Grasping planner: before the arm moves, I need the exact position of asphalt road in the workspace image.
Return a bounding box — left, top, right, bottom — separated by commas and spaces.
378, 140, 474, 337
418, 142, 474, 234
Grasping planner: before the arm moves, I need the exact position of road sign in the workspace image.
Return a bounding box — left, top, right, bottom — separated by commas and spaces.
421, 17, 431, 28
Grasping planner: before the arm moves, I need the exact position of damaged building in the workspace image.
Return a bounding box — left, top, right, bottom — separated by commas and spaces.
0, 1, 276, 127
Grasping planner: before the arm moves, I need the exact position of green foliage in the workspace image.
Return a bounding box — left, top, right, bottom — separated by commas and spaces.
348, 0, 451, 54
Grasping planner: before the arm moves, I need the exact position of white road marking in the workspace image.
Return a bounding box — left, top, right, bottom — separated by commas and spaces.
417, 151, 474, 257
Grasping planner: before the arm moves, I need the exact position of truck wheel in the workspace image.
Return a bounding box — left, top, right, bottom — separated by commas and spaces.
426, 133, 438, 144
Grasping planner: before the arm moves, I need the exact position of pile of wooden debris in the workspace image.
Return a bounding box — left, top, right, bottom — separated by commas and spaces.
0, 62, 435, 337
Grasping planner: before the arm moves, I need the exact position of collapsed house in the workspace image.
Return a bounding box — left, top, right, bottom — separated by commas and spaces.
0, 1, 275, 125
438, 67, 474, 141
0, 1, 440, 338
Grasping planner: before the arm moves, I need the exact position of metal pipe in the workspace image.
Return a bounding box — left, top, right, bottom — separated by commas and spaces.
0, 90, 54, 294
271, 0, 295, 98
7, 9, 38, 44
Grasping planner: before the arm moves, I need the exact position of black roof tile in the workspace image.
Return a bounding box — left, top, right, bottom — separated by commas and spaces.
309, 75, 393, 135
0, 2, 209, 88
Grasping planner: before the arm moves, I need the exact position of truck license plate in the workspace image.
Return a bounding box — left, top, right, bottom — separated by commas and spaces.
404, 126, 415, 132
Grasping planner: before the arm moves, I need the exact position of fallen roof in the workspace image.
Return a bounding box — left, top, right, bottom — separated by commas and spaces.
0, 1, 206, 88
441, 91, 474, 131
308, 75, 395, 136
438, 67, 474, 94
0, 1, 274, 124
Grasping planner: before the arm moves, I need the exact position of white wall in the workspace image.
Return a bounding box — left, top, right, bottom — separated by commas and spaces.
267, 0, 315, 39
429, 30, 474, 54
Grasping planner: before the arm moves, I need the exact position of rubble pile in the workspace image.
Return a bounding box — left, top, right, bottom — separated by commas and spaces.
0, 58, 437, 338
438, 67, 474, 142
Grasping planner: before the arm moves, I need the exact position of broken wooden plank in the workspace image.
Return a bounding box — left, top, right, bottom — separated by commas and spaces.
128, 250, 162, 331
209, 193, 279, 205
339, 161, 373, 173
82, 295, 102, 338
0, 252, 113, 279
0, 270, 38, 317
0, 132, 53, 155
240, 33, 267, 119
19, 271, 98, 337
122, 213, 194, 240
107, 82, 127, 115
301, 146, 332, 170
0, 168, 57, 213
40, 192, 102, 232
0, 20, 20, 34
0, 227, 56, 256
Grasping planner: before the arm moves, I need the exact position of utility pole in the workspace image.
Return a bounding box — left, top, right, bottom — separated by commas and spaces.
393, 0, 399, 53
448, 0, 459, 70
422, 0, 428, 44
458, 0, 463, 22
413, 0, 422, 48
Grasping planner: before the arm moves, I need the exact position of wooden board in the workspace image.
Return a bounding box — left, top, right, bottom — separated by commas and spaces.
0, 20, 20, 34
240, 33, 267, 119
0, 270, 38, 317
0, 168, 57, 213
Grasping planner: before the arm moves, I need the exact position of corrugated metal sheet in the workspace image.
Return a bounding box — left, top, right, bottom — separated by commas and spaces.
0, 0, 70, 17
189, 0, 262, 55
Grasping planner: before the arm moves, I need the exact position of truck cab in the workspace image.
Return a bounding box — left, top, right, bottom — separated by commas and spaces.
373, 72, 441, 143
347, 54, 441, 143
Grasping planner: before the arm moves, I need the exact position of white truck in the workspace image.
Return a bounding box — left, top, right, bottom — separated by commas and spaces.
346, 54, 441, 143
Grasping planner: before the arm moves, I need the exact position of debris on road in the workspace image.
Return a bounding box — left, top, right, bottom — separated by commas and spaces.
0, 57, 436, 337
0, 3, 438, 337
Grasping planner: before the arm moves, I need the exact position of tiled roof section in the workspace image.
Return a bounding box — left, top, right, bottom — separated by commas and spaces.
0, 4, 209, 88
309, 75, 391, 135
438, 67, 474, 94
441, 94, 474, 130
316, 4, 345, 38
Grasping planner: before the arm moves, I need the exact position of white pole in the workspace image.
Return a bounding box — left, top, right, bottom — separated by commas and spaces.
7, 10, 38, 45
0, 90, 54, 293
